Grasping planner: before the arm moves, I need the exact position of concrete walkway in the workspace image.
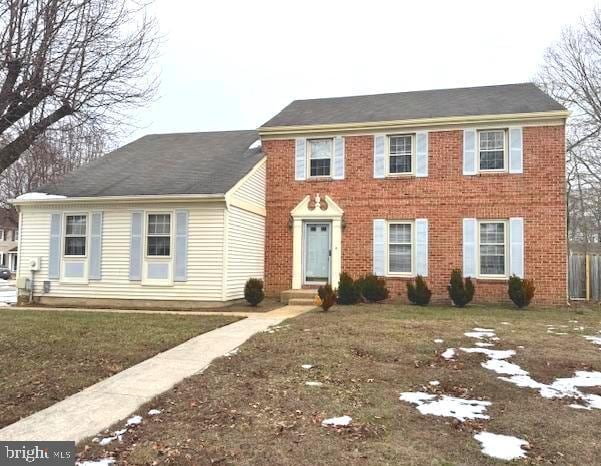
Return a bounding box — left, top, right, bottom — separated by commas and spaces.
0, 304, 313, 442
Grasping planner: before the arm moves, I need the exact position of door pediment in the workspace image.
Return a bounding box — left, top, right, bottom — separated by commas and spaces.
291, 194, 343, 219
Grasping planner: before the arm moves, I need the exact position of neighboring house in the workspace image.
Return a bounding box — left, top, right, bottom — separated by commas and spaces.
13, 131, 265, 308
0, 208, 18, 274
13, 83, 569, 307
259, 83, 568, 305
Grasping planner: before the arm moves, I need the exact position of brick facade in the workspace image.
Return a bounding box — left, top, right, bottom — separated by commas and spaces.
263, 125, 566, 305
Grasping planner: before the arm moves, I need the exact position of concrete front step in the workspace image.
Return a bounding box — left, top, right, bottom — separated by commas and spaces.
288, 298, 317, 306
281, 289, 318, 304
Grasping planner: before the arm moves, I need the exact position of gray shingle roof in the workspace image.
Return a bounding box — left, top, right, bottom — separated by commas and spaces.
262, 83, 566, 128
42, 130, 263, 197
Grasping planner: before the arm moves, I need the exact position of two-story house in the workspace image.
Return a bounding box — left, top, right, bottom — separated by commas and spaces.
12, 83, 568, 307
259, 83, 568, 305
0, 208, 19, 274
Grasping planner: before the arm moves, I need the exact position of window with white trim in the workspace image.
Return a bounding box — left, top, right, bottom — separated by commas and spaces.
64, 215, 87, 256
388, 222, 413, 274
478, 130, 506, 171
388, 134, 414, 174
147, 213, 171, 257
307, 138, 332, 177
479, 221, 507, 277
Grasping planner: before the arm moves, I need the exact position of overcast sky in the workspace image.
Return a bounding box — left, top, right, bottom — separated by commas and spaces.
125, 0, 600, 143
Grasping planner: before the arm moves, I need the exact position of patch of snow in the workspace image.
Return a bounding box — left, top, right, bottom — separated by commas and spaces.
569, 320, 578, 323
498, 375, 547, 390
321, 415, 352, 427
441, 348, 456, 360
434, 338, 444, 343
569, 404, 591, 410
305, 381, 323, 387
501, 322, 511, 325
475, 342, 495, 347
474, 432, 528, 461
126, 415, 142, 426
429, 380, 440, 386
77, 460, 115, 466
248, 139, 262, 150
301, 364, 313, 369
400, 392, 490, 421
481, 359, 528, 376
464, 331, 496, 339
148, 409, 161, 416
17, 192, 67, 200
473, 327, 495, 332
584, 335, 601, 346
517, 345, 525, 349
224, 347, 239, 357
460, 348, 515, 360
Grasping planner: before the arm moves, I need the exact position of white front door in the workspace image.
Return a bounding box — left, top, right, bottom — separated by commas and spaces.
304, 222, 331, 284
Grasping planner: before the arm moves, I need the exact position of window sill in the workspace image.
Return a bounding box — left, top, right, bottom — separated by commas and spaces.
385, 173, 415, 178
386, 273, 415, 279
475, 276, 508, 283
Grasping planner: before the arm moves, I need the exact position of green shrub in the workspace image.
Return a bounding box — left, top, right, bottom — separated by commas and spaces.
244, 278, 264, 306
317, 284, 336, 311
357, 274, 390, 303
337, 272, 361, 305
447, 269, 475, 307
407, 275, 432, 306
508, 275, 535, 308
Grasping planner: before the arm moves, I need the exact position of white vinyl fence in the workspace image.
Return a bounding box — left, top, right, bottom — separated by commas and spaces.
569, 253, 601, 301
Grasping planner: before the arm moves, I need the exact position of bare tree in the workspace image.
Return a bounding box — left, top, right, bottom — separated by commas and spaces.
0, 0, 159, 175
0, 123, 105, 206
537, 8, 601, 246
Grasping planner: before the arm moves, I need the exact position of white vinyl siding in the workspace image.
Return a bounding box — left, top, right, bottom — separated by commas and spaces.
228, 159, 266, 207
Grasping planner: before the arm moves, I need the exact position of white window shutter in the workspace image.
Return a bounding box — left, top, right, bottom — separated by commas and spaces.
373, 135, 386, 178
463, 218, 477, 277
332, 136, 345, 180
509, 127, 523, 174
509, 217, 524, 278
48, 213, 62, 280
174, 210, 189, 282
89, 211, 103, 280
415, 132, 428, 177
415, 219, 428, 276
295, 138, 306, 181
463, 129, 477, 175
129, 211, 143, 281
373, 219, 386, 276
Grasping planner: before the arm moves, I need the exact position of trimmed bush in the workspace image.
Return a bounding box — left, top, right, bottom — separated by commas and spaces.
508, 275, 535, 308
244, 278, 264, 306
357, 274, 390, 303
337, 272, 361, 305
447, 269, 475, 307
317, 284, 336, 311
407, 275, 432, 306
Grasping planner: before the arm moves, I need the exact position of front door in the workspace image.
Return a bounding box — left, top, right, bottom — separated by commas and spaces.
304, 222, 331, 284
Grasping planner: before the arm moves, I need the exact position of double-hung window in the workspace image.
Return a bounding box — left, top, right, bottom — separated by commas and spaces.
478, 130, 506, 171
388, 222, 413, 274
388, 135, 414, 175
147, 214, 171, 257
308, 138, 332, 177
64, 215, 87, 256
479, 221, 507, 277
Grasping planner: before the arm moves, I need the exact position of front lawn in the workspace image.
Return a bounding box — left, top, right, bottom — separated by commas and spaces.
79, 304, 601, 465
0, 310, 241, 428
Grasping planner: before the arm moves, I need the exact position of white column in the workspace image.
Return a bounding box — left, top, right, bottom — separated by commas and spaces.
292, 219, 303, 289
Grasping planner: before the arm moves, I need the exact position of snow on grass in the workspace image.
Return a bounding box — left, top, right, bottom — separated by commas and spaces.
321, 415, 352, 427
126, 415, 142, 426
460, 348, 515, 360
305, 381, 323, 387
148, 409, 161, 416
400, 392, 490, 421
17, 192, 67, 200
475, 342, 495, 347
584, 335, 601, 346
434, 338, 444, 343
473, 327, 495, 332
464, 330, 496, 339
429, 380, 440, 386
77, 459, 115, 466
301, 364, 313, 369
474, 432, 529, 461
482, 359, 528, 376
441, 348, 456, 360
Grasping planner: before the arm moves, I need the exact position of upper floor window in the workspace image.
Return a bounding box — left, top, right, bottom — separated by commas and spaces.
388, 135, 414, 175
479, 221, 507, 277
307, 138, 332, 177
12, 230, 18, 242
388, 222, 413, 275
478, 130, 506, 171
147, 213, 171, 257
64, 215, 87, 256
